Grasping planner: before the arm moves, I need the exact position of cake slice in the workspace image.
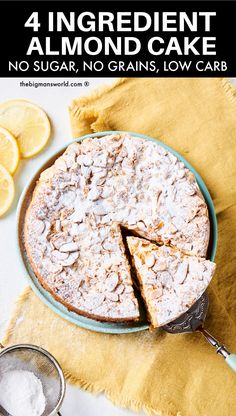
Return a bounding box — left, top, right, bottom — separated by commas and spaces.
127, 237, 216, 327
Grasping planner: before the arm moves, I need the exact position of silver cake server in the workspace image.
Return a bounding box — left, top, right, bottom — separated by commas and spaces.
163, 292, 236, 372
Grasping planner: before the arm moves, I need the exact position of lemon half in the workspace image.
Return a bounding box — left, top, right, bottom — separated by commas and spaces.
0, 163, 15, 217
0, 100, 51, 158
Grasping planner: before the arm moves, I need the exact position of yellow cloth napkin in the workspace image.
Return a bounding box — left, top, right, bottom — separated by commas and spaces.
4, 78, 236, 416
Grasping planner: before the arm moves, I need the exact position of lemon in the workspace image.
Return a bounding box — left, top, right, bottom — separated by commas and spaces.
0, 163, 15, 217
0, 126, 19, 174
0, 100, 51, 158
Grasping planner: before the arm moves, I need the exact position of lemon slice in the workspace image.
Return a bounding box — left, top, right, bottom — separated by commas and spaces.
0, 163, 15, 217
0, 100, 51, 158
0, 126, 19, 174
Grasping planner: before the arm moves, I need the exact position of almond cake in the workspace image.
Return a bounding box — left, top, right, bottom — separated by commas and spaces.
24, 133, 213, 324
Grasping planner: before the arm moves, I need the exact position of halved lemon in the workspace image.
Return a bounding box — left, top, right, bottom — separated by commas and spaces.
0, 100, 51, 158
0, 163, 15, 217
0, 126, 19, 174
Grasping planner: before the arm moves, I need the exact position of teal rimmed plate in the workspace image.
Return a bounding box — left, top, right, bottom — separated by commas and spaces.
16, 131, 217, 334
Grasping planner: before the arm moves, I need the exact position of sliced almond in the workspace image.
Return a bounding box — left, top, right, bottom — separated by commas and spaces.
169, 224, 177, 234
102, 240, 117, 252
93, 204, 110, 216
154, 261, 167, 272
87, 187, 101, 201
94, 153, 108, 168
143, 270, 156, 284
60, 251, 79, 266
145, 253, 155, 268
177, 169, 185, 179
47, 263, 63, 275
159, 271, 173, 285
121, 299, 136, 312
70, 206, 85, 223
168, 153, 177, 164
34, 219, 45, 235
137, 221, 146, 231
115, 284, 125, 295
52, 250, 69, 260
124, 285, 134, 294
55, 157, 67, 172
81, 165, 91, 179
106, 292, 119, 302
55, 220, 61, 232
82, 155, 93, 166
60, 191, 76, 207
105, 272, 119, 292
51, 234, 72, 249
85, 293, 105, 310
59, 242, 80, 252
184, 184, 196, 196
69, 223, 80, 236
175, 262, 188, 284
150, 286, 163, 300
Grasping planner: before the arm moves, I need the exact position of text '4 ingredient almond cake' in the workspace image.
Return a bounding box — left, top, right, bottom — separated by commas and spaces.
24, 133, 215, 327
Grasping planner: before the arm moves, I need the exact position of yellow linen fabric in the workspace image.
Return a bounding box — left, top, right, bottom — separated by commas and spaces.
3, 78, 236, 416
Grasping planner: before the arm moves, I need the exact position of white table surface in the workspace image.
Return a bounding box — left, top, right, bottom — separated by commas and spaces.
0, 76, 144, 416
0, 77, 235, 416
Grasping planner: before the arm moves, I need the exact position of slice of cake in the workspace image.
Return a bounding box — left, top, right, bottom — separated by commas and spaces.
127, 237, 216, 327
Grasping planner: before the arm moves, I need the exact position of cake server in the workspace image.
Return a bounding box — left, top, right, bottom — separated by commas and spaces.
163, 292, 236, 372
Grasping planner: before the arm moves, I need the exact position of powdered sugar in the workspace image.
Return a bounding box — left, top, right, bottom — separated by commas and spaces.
0, 369, 46, 416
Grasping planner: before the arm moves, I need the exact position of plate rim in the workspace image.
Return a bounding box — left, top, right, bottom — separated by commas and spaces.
16, 130, 218, 334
